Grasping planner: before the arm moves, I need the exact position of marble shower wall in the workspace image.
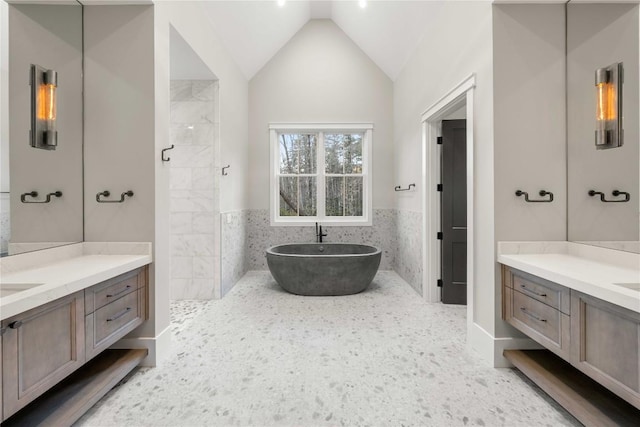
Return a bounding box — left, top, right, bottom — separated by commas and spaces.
221, 210, 248, 297
0, 193, 9, 256
394, 210, 423, 296
246, 209, 397, 270
169, 80, 220, 300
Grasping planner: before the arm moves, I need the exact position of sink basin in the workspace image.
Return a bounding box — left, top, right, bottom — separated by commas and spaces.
613, 283, 640, 291
0, 283, 44, 298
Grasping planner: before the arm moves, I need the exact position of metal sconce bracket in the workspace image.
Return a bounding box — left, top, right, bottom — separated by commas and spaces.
515, 189, 554, 203
588, 189, 630, 203
20, 191, 62, 203
96, 190, 134, 203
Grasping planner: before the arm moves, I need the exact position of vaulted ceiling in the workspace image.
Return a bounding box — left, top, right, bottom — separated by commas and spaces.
199, 0, 441, 81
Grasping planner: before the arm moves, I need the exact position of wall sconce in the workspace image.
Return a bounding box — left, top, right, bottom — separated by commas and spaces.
595, 62, 623, 149
30, 64, 58, 150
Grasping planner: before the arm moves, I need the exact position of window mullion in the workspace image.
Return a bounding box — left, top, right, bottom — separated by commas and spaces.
317, 132, 326, 220
338, 175, 343, 216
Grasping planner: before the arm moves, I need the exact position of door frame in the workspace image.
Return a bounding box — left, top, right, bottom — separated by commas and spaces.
421, 74, 475, 323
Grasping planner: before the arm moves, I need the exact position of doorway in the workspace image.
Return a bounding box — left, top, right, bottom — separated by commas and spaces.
421, 74, 475, 330
440, 119, 467, 304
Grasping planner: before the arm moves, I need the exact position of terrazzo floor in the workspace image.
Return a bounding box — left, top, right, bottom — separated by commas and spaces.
76, 271, 580, 427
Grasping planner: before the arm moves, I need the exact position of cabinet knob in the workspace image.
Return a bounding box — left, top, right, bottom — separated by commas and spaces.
9, 320, 23, 329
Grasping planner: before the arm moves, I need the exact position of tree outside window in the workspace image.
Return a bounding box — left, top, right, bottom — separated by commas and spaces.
271, 124, 372, 225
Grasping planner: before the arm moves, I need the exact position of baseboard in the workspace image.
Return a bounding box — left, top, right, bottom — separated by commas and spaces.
468, 322, 542, 368
110, 325, 172, 367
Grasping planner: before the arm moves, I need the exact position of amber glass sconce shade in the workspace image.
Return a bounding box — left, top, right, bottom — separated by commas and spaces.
30, 64, 58, 150
595, 62, 623, 149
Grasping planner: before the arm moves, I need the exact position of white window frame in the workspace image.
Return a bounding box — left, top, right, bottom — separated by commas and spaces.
269, 123, 373, 226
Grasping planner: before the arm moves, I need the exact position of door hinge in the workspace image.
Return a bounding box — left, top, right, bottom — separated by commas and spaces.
437, 232, 443, 240
437, 184, 443, 192
437, 136, 443, 145
437, 279, 443, 288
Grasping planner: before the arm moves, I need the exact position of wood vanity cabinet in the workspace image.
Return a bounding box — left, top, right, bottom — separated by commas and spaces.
0, 266, 148, 422
1, 291, 86, 418
85, 267, 147, 361
502, 265, 640, 410
570, 291, 640, 408
502, 267, 571, 359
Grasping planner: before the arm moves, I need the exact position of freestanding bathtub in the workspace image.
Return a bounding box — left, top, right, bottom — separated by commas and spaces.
266, 243, 382, 296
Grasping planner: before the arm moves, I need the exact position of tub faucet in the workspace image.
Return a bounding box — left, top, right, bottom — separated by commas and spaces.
315, 222, 327, 243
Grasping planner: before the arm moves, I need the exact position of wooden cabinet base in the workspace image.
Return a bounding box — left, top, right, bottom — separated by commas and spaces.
504, 349, 640, 427
1, 349, 147, 427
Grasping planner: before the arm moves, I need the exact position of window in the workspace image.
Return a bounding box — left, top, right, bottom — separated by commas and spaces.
270, 124, 373, 226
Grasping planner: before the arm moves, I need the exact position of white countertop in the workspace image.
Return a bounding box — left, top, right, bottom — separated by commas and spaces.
498, 242, 640, 314
0, 243, 152, 321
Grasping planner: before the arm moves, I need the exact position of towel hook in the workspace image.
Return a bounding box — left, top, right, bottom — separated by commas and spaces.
515, 189, 554, 203
96, 190, 134, 203
161, 145, 175, 162
222, 165, 230, 176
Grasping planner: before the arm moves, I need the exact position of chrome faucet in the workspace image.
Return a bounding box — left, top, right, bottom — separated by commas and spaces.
315, 222, 327, 243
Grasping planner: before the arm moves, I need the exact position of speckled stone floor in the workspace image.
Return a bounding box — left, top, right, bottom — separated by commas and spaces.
76, 271, 580, 427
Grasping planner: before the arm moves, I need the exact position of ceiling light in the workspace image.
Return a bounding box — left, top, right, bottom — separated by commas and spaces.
277, 0, 286, 7
359, 0, 367, 9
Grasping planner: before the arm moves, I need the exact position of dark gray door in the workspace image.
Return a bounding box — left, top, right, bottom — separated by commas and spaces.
441, 119, 467, 305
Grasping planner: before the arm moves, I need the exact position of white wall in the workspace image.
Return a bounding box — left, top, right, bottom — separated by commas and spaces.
156, 2, 250, 214
1, 0, 8, 193
1, 0, 9, 255
567, 3, 639, 243
84, 5, 155, 243
393, 1, 496, 361
493, 4, 567, 339
8, 4, 83, 246
248, 19, 394, 210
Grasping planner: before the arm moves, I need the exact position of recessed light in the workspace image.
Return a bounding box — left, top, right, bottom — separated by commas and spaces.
359, 0, 367, 9
277, 0, 286, 7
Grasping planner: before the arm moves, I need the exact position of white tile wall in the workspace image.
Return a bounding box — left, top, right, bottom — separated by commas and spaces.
221, 210, 248, 297
170, 80, 220, 300
1, 193, 9, 256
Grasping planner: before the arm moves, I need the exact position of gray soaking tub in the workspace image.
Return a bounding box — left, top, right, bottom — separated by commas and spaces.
266, 243, 381, 296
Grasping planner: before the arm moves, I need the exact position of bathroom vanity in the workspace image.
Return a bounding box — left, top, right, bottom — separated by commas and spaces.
0, 243, 152, 425
498, 242, 640, 424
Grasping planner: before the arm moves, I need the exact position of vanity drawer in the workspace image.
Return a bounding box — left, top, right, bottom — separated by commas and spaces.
85, 287, 146, 361
85, 267, 145, 313
506, 287, 571, 358
505, 266, 570, 314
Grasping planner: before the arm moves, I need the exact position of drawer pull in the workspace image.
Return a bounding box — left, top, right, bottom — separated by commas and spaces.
520, 284, 547, 298
520, 307, 547, 322
106, 307, 132, 322
8, 320, 23, 329
106, 285, 132, 298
